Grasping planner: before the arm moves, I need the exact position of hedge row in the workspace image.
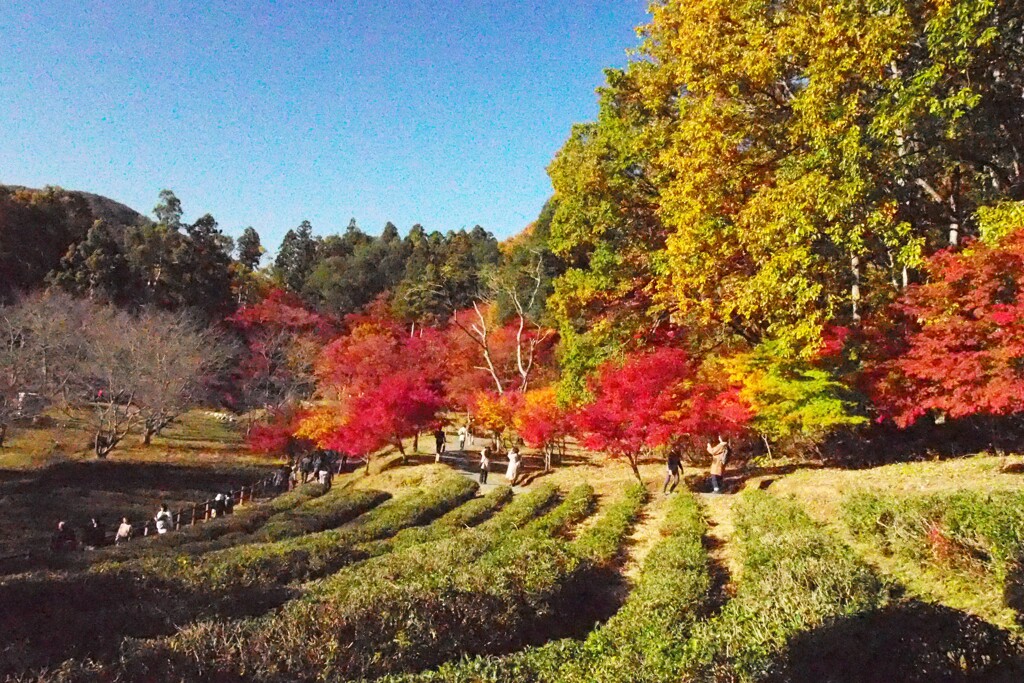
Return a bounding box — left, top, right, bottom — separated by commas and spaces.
0, 474, 474, 678
387, 487, 706, 683
98, 482, 331, 562
355, 484, 513, 559
177, 472, 479, 588
99, 484, 593, 682
23, 483, 563, 682
681, 490, 890, 681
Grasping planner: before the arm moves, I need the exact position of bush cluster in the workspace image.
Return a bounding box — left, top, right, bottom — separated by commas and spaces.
387, 487, 705, 683
682, 491, 890, 681
73, 483, 587, 682
92, 482, 331, 563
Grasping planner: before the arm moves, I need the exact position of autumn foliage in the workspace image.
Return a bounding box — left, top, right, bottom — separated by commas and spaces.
871, 231, 1024, 428
574, 347, 749, 481
298, 317, 449, 467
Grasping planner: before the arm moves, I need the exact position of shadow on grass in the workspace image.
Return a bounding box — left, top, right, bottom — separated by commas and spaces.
0, 569, 295, 678
769, 601, 1024, 683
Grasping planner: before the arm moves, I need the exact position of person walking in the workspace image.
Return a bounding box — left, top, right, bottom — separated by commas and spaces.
706, 436, 730, 494
506, 447, 521, 486
479, 446, 490, 485
82, 517, 106, 549
663, 450, 682, 495
458, 425, 468, 451
434, 428, 446, 462
154, 503, 173, 534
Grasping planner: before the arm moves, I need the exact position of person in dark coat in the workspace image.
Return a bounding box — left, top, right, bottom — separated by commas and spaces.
82, 517, 106, 549
50, 521, 77, 552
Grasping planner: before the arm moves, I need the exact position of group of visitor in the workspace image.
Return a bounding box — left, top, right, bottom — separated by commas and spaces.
476, 444, 522, 486
662, 435, 732, 495
49, 493, 238, 553
293, 450, 346, 489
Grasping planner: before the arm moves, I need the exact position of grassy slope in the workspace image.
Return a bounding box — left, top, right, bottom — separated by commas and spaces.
771, 454, 1024, 630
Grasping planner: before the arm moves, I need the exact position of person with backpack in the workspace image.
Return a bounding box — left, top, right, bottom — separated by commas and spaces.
706, 436, 730, 494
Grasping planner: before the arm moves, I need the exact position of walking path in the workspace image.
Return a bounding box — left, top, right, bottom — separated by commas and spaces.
622, 495, 670, 584
698, 490, 740, 612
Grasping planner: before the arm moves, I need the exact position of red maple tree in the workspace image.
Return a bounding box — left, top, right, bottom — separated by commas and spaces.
311, 317, 450, 465
574, 347, 748, 482
870, 230, 1024, 427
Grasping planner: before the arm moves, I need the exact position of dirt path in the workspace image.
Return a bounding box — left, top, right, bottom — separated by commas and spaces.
622, 495, 670, 583
697, 492, 741, 609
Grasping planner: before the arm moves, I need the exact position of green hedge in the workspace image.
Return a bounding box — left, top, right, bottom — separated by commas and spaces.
386, 488, 704, 683
682, 491, 889, 681
96, 482, 330, 561
356, 485, 513, 559
97, 484, 588, 682
182, 473, 479, 588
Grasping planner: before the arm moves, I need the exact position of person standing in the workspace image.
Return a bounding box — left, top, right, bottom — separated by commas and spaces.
663, 450, 682, 495
506, 447, 521, 486
50, 520, 77, 552
479, 446, 490, 484
82, 517, 106, 549
154, 504, 173, 534
434, 428, 446, 462
458, 425, 468, 451
706, 437, 729, 493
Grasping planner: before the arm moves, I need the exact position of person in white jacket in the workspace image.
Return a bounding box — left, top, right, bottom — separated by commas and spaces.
506, 447, 521, 486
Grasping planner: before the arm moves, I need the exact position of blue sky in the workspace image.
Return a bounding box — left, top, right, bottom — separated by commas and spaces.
0, 0, 648, 249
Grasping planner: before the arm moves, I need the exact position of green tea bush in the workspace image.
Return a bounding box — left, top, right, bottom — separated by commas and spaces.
107, 484, 591, 682
95, 482, 330, 561
388, 489, 707, 683
356, 485, 513, 558
683, 491, 890, 681
246, 486, 390, 542
570, 483, 647, 565
184, 473, 479, 588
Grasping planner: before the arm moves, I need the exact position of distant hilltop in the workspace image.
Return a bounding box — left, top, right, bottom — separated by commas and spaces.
1, 184, 151, 228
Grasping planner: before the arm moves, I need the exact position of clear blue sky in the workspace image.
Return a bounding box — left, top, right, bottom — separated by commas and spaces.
0, 0, 648, 249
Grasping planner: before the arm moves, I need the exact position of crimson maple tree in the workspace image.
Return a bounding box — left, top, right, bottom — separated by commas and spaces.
305, 316, 450, 468
870, 230, 1024, 427
574, 347, 748, 482
230, 288, 335, 413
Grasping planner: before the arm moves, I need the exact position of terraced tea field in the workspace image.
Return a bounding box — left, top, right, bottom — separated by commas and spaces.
4, 454, 1024, 682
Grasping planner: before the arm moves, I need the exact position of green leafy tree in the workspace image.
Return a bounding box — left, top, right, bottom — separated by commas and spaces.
236, 226, 263, 270
274, 220, 318, 293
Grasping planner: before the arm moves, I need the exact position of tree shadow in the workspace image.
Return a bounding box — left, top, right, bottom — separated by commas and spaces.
0, 569, 295, 677
769, 601, 1024, 682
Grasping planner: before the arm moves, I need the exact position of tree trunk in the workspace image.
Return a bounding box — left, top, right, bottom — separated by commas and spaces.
851, 254, 862, 324
412, 433, 418, 453
627, 455, 643, 484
